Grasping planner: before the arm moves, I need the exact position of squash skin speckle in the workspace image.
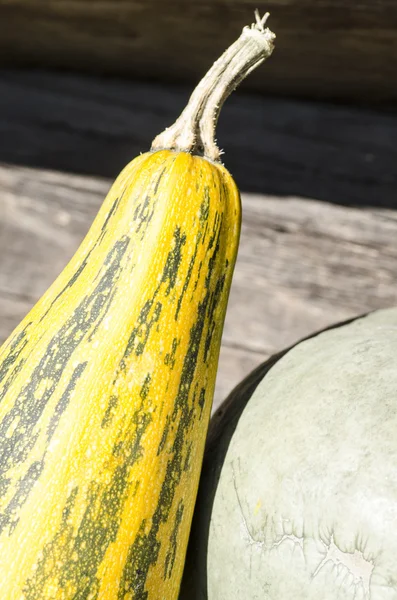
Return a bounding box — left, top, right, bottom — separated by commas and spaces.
0, 150, 241, 599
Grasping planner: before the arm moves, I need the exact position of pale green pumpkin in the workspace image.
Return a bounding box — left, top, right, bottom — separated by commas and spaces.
181, 308, 397, 599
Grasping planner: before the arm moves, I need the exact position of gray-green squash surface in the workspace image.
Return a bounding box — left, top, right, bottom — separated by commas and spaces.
180, 308, 397, 599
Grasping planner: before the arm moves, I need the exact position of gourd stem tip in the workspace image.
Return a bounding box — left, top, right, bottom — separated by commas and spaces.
151, 12, 275, 161
254, 10, 270, 32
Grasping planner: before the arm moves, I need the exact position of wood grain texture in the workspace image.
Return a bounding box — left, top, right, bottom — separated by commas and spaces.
1, 164, 397, 408
0, 1, 397, 105
0, 70, 396, 408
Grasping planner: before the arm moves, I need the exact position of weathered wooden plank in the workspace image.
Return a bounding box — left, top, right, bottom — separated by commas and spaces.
0, 1, 397, 105
1, 164, 396, 409
0, 71, 396, 209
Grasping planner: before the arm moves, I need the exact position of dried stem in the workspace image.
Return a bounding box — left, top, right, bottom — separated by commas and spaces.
151, 11, 275, 162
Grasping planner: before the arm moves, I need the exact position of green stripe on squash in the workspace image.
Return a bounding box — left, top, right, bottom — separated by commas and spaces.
0, 14, 275, 600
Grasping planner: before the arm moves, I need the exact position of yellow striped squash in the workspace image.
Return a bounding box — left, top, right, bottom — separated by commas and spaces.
0, 13, 275, 600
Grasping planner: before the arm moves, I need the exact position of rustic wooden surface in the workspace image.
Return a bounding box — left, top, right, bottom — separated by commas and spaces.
1, 1, 397, 106
0, 70, 396, 408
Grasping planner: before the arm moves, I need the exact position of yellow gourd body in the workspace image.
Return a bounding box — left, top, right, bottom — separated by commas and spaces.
0, 150, 240, 599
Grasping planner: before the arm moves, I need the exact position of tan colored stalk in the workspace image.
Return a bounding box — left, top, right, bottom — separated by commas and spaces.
151, 10, 275, 162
